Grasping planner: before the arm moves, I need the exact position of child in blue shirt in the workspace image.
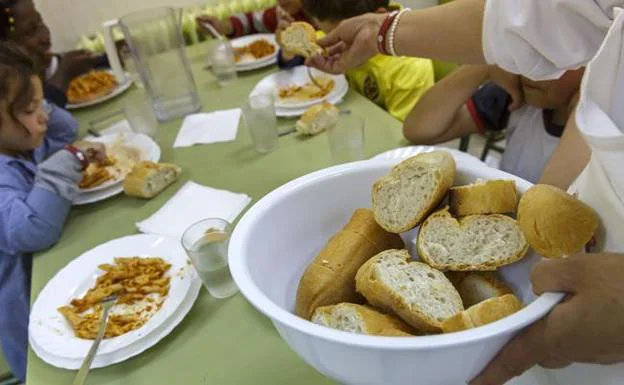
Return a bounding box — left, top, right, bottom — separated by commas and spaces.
0, 42, 105, 382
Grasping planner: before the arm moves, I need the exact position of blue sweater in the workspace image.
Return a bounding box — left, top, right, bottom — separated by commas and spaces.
0, 103, 78, 381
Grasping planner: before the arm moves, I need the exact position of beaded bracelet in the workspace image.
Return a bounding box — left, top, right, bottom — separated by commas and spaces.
376, 11, 399, 56
387, 8, 411, 57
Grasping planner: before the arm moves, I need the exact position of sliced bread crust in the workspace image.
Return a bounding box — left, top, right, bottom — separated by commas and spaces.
518, 184, 599, 258
441, 294, 523, 333
372, 151, 456, 233
277, 22, 322, 58
447, 271, 514, 308
417, 207, 529, 271
449, 179, 518, 217
355, 249, 463, 333
311, 303, 415, 337
295, 209, 404, 319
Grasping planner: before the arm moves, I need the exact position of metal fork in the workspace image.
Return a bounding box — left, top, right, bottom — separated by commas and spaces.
307, 67, 324, 89
72, 295, 118, 385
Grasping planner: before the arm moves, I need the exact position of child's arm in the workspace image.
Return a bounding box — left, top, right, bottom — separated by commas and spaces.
0, 150, 82, 253
403, 65, 491, 144
34, 102, 79, 162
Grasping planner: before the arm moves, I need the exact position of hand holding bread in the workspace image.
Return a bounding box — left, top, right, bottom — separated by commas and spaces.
277, 22, 324, 58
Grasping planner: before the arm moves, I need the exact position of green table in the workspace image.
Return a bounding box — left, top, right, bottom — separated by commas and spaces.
27, 44, 408, 385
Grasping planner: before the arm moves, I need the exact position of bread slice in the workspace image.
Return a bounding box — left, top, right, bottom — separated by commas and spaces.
123, 162, 182, 199
447, 271, 514, 308
311, 303, 415, 337
295, 102, 339, 136
417, 207, 529, 271
277, 22, 323, 58
449, 179, 518, 217
372, 151, 456, 233
441, 294, 523, 333
355, 249, 463, 333
295, 209, 405, 319
518, 184, 599, 258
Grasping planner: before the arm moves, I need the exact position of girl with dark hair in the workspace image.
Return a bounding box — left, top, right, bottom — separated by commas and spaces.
0, 0, 106, 107
0, 41, 105, 382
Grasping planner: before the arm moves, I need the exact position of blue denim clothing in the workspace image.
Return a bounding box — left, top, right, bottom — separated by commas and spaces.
0, 103, 79, 381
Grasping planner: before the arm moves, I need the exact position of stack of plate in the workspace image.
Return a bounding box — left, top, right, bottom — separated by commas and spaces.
250, 66, 349, 117
231, 34, 279, 72
74, 133, 161, 206
29, 234, 202, 369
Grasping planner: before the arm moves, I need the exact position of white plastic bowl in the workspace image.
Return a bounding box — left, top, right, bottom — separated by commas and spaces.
229, 158, 563, 385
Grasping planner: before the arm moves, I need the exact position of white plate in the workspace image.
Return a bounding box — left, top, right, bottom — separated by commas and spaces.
372, 145, 484, 166
67, 72, 133, 110
73, 133, 161, 205
30, 267, 202, 370
29, 235, 201, 366
231, 34, 278, 71
251, 68, 349, 118
80, 133, 159, 193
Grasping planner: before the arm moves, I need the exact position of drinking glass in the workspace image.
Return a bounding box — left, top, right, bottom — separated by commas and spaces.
243, 94, 279, 154
124, 95, 159, 137
209, 39, 237, 87
181, 218, 239, 299
327, 113, 366, 164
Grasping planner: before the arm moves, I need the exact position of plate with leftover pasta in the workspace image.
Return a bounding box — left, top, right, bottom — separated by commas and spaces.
250, 66, 349, 116
231, 34, 278, 71
79, 133, 158, 193
29, 235, 201, 367
67, 70, 133, 110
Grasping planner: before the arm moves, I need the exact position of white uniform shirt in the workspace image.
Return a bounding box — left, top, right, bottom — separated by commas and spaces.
500, 107, 561, 184
483, 0, 620, 80
482, 2, 624, 384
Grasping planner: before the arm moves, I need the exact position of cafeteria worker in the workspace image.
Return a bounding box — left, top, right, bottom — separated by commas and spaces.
307, 1, 624, 385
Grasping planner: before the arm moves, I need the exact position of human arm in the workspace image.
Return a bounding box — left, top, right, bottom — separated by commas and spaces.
198, 6, 280, 38
0, 151, 80, 253
470, 253, 624, 385
307, 0, 486, 74
539, 94, 591, 190
308, 0, 613, 78
46, 50, 99, 94
403, 65, 523, 144
403, 65, 488, 143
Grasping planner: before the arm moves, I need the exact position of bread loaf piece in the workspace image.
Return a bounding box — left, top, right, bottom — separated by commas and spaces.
447, 271, 514, 308
311, 303, 415, 337
295, 209, 405, 319
417, 207, 529, 271
277, 22, 323, 58
441, 294, 523, 333
123, 162, 182, 199
449, 180, 518, 216
295, 102, 339, 136
372, 151, 456, 233
517, 184, 599, 258
355, 249, 463, 333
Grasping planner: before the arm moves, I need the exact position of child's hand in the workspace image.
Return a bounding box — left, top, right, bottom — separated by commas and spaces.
276, 6, 295, 33
197, 15, 233, 37
487, 66, 525, 111
73, 141, 107, 164
57, 50, 98, 82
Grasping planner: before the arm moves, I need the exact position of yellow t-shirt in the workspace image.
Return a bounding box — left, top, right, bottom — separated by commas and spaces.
347, 55, 435, 122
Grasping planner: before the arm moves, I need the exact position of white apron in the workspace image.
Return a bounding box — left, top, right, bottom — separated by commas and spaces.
518, 7, 624, 385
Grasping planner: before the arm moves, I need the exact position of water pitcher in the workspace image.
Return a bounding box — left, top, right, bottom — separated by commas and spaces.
103, 7, 201, 121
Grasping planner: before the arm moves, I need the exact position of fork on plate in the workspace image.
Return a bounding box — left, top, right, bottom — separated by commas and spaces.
71, 295, 118, 385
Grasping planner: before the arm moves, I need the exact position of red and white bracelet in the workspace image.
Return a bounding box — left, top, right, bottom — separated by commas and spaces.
377, 8, 411, 57
65, 145, 89, 171
377, 10, 399, 56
